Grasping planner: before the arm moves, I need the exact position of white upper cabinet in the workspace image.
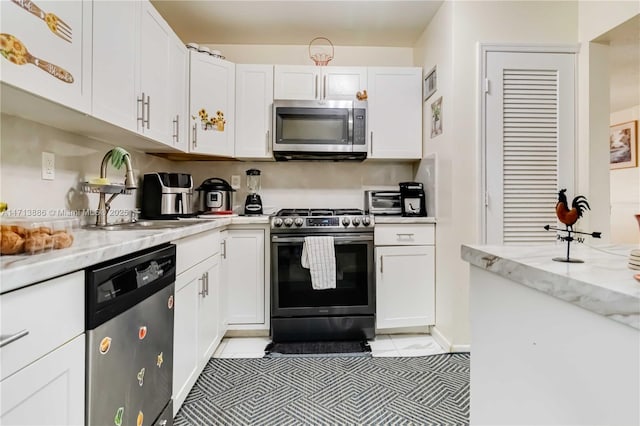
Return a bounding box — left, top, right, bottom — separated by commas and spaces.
368, 67, 422, 159
92, 0, 140, 132
235, 64, 274, 159
92, 0, 181, 149
189, 51, 235, 157
139, 1, 173, 144
0, 0, 92, 113
168, 34, 189, 152
274, 65, 366, 101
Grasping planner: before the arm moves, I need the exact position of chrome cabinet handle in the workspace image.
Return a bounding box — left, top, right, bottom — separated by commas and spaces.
265, 130, 270, 153
205, 272, 210, 296
137, 92, 145, 126
0, 329, 29, 348
192, 123, 197, 148
370, 131, 373, 154
222, 240, 227, 259
323, 75, 327, 99
396, 233, 415, 237
145, 95, 151, 129
198, 273, 206, 297
172, 115, 178, 143
315, 75, 318, 99
380, 256, 383, 274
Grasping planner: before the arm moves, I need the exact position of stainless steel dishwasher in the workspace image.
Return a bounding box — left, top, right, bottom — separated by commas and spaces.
85, 244, 176, 426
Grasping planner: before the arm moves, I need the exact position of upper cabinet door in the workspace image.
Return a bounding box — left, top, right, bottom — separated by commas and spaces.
189, 52, 235, 157
235, 64, 274, 159
0, 0, 92, 113
273, 65, 320, 100
139, 2, 172, 144
169, 34, 189, 153
368, 67, 422, 159
322, 67, 367, 100
274, 66, 366, 101
92, 0, 140, 132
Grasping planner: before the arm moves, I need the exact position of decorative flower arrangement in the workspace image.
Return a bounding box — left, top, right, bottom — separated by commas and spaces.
193, 108, 226, 131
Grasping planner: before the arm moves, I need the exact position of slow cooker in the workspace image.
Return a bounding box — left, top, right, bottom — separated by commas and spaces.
195, 177, 235, 214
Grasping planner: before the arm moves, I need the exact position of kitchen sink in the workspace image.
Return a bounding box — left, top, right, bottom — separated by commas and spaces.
84, 220, 209, 231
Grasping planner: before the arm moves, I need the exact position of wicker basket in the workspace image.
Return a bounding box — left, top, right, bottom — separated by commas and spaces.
309, 37, 334, 66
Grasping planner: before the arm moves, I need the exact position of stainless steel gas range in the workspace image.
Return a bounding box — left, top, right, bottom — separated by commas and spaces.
270, 209, 375, 342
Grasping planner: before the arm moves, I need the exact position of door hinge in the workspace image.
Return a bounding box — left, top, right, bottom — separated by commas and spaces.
484, 78, 490, 94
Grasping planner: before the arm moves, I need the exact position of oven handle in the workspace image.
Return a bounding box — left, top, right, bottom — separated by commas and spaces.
271, 234, 373, 243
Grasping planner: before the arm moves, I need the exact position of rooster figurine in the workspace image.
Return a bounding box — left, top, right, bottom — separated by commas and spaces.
555, 189, 590, 230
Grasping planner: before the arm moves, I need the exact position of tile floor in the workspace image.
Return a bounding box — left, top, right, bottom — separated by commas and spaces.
213, 334, 447, 358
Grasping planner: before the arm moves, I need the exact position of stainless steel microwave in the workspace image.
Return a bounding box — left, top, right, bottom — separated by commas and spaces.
272, 99, 368, 161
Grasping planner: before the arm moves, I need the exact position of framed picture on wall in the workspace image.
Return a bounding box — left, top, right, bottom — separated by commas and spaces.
610, 120, 637, 169
424, 66, 437, 101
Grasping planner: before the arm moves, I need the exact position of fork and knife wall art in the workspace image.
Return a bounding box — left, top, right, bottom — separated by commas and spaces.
1, 0, 74, 83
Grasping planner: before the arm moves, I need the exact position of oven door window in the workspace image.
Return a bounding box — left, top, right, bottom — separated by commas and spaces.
274, 240, 370, 309
276, 107, 349, 145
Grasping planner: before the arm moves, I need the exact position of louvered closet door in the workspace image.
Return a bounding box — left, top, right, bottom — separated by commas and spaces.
485, 51, 575, 244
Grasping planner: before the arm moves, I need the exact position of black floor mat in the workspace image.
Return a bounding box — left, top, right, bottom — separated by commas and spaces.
264, 340, 372, 358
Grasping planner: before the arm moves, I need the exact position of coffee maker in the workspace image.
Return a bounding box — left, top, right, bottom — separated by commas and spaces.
244, 169, 263, 215
399, 181, 427, 217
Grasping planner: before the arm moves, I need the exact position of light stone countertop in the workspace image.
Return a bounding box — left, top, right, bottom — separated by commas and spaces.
374, 216, 437, 224
461, 243, 640, 330
0, 215, 270, 294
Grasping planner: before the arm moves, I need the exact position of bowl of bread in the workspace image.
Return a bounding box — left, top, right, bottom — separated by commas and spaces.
1, 218, 77, 255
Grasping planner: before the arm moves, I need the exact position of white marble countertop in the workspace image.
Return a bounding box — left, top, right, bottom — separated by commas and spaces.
461, 243, 640, 330
374, 216, 437, 224
0, 215, 270, 294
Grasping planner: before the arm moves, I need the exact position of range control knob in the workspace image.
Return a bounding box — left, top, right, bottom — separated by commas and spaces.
284, 218, 294, 227
362, 217, 371, 227
273, 218, 283, 227
341, 217, 351, 227
294, 217, 304, 227
352, 217, 361, 226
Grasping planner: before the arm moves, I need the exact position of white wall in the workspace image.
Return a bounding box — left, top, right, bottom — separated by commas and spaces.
610, 105, 640, 243
414, 0, 579, 348
0, 114, 176, 222
577, 2, 640, 237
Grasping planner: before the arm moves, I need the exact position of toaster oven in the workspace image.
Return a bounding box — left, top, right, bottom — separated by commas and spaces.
364, 190, 402, 215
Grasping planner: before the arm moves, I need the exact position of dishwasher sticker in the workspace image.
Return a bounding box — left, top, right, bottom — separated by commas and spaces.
99, 337, 112, 355
137, 367, 145, 386
114, 407, 124, 426
167, 295, 174, 310
137, 411, 144, 426
157, 352, 164, 368
138, 326, 147, 340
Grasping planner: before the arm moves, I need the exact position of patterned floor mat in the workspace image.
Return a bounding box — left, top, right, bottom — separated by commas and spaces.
174, 353, 470, 425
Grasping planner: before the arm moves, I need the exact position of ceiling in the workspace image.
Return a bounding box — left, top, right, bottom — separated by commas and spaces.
152, 1, 638, 113
150, 0, 443, 47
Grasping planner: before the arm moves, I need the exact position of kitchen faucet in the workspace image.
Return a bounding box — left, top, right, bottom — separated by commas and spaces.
95, 148, 137, 227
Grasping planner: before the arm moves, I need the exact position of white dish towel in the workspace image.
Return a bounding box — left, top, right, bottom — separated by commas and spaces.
301, 236, 336, 290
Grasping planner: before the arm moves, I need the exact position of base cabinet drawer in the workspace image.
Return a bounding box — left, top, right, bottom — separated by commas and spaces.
374, 224, 434, 246
0, 271, 84, 380
1, 334, 85, 426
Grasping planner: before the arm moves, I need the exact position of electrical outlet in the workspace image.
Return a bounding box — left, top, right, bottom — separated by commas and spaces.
231, 175, 241, 189
42, 152, 55, 180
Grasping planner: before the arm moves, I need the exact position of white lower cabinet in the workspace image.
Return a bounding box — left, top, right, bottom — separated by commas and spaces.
375, 224, 435, 329
226, 228, 267, 327
173, 230, 222, 414
0, 271, 85, 425
0, 335, 85, 426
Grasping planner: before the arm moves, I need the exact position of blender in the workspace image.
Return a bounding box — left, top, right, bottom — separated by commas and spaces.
244, 169, 263, 215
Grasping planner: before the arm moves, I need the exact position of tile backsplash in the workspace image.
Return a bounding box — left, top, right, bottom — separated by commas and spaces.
1, 114, 416, 220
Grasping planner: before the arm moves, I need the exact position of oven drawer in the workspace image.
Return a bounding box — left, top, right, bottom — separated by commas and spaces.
374, 224, 434, 246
